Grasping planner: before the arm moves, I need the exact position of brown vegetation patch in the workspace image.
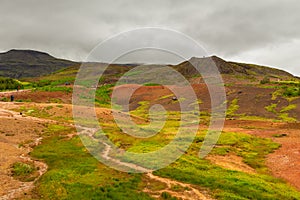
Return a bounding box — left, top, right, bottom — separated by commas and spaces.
206, 154, 256, 174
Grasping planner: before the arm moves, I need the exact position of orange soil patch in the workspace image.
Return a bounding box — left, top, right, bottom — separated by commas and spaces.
223, 119, 300, 190
0, 90, 72, 104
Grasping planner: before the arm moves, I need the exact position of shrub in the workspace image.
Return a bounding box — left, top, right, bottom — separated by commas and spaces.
260, 76, 270, 84
11, 162, 36, 181
283, 86, 300, 97
0, 77, 23, 91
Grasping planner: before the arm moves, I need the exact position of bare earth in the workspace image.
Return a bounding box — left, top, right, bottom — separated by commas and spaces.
0, 106, 48, 199
206, 154, 256, 174
224, 120, 300, 190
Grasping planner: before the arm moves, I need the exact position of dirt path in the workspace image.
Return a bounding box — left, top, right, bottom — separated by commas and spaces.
80, 125, 213, 200
144, 173, 213, 200
0, 152, 48, 200
0, 89, 30, 96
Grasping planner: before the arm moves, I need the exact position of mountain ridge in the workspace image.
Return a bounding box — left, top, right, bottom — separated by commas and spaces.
0, 49, 296, 79
173, 55, 295, 79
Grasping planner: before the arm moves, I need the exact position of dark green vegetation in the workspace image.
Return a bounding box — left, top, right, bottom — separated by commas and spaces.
0, 77, 22, 91
0, 50, 77, 78
11, 162, 37, 182
95, 84, 114, 105
264, 80, 300, 97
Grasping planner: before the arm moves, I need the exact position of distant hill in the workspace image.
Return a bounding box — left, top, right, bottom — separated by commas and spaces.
174, 56, 295, 78
0, 49, 78, 78
0, 49, 296, 80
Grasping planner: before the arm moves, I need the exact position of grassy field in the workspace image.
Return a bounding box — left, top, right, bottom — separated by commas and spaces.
2, 67, 300, 199
24, 101, 300, 200
31, 134, 153, 200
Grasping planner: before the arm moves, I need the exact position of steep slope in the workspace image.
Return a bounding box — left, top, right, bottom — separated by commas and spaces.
0, 49, 77, 78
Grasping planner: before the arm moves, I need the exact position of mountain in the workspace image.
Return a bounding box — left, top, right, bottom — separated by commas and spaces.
0, 49, 296, 80
0, 49, 78, 78
174, 56, 294, 78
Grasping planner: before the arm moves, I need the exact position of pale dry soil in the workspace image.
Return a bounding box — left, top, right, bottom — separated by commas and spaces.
0, 106, 49, 199
206, 154, 256, 174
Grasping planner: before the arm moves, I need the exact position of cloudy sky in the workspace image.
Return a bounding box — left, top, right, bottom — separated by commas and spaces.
1, 0, 299, 75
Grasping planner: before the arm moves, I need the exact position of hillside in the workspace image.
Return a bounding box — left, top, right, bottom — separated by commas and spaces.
0, 49, 77, 78
174, 56, 295, 79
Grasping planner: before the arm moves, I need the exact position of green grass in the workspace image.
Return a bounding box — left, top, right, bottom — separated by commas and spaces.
37, 86, 72, 94
278, 113, 297, 122
96, 125, 300, 199
23, 96, 300, 200
96, 106, 300, 199
11, 162, 36, 182
153, 130, 300, 200
44, 124, 72, 136
0, 97, 9, 102
0, 77, 23, 91
265, 103, 277, 113
280, 104, 297, 113
161, 192, 177, 200
19, 106, 53, 119
271, 88, 283, 100
264, 103, 297, 122
95, 84, 114, 106
226, 99, 240, 117
31, 135, 153, 200
272, 133, 288, 138
212, 132, 280, 172
143, 83, 161, 86
283, 86, 300, 97
156, 158, 300, 200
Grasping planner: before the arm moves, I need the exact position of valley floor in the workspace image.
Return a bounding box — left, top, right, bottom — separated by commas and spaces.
0, 100, 300, 199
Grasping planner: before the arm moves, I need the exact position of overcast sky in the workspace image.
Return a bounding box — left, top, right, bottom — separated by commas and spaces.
1, 0, 299, 75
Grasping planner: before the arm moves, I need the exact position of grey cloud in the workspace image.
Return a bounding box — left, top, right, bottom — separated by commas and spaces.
0, 0, 299, 74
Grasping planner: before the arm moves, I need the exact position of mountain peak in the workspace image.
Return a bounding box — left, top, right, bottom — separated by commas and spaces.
0, 49, 76, 78
7, 49, 51, 55
177, 55, 294, 78
1, 49, 54, 61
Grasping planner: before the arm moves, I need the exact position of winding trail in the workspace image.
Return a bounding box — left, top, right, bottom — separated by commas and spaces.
0, 100, 212, 199
80, 125, 213, 200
